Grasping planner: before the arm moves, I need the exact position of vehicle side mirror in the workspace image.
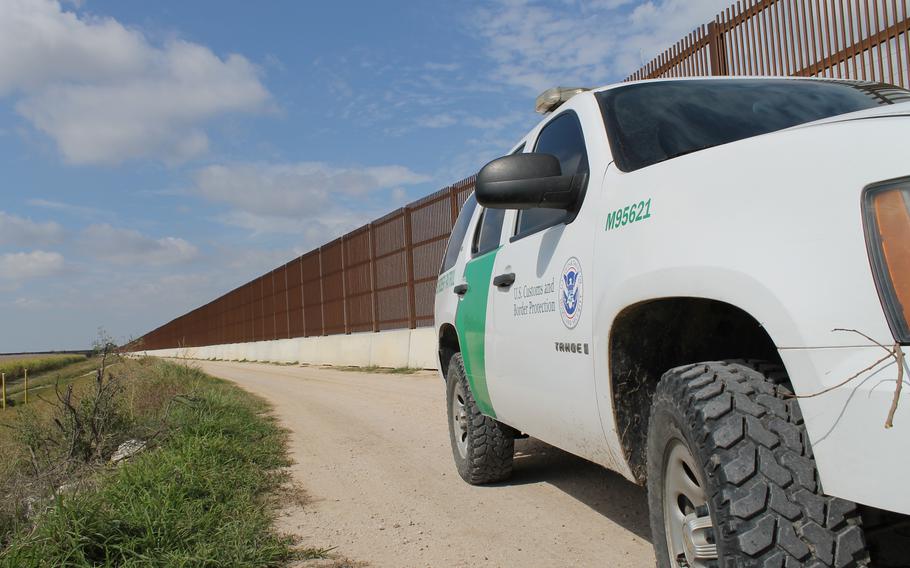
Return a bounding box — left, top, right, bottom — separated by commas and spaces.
475, 153, 582, 210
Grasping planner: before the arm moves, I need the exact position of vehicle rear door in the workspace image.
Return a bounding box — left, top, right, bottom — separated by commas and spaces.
452, 203, 509, 417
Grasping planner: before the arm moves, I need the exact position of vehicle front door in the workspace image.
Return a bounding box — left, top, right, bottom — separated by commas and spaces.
485, 108, 611, 464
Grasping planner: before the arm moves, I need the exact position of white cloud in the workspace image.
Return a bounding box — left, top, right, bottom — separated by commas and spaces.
0, 250, 65, 282
415, 114, 459, 129
27, 198, 109, 219
0, 211, 65, 246
12, 296, 51, 310
80, 224, 199, 265
472, 0, 730, 92
216, 209, 388, 248
194, 162, 428, 217
0, 0, 270, 164
424, 62, 461, 72
193, 161, 429, 243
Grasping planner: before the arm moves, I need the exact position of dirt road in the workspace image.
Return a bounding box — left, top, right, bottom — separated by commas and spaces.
194, 361, 655, 568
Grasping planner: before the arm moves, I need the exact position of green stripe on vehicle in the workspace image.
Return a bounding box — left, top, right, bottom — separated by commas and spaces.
455, 247, 499, 418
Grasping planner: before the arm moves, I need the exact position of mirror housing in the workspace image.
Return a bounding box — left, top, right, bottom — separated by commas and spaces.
475, 153, 582, 210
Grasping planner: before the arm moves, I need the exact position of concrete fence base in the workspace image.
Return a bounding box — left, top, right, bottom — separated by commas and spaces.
132, 327, 439, 370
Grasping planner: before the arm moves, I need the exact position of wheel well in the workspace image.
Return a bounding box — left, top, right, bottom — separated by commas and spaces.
438, 324, 460, 379
609, 298, 783, 484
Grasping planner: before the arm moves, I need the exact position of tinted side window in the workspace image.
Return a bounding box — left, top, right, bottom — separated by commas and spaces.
473, 207, 506, 257
518, 112, 589, 235
440, 194, 478, 274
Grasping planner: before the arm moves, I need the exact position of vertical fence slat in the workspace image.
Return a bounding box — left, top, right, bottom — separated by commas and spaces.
757, 2, 767, 74
903, 0, 910, 88
731, 4, 740, 74
776, 0, 788, 74
882, 0, 897, 85
860, 0, 870, 79
848, 0, 859, 77
841, 0, 851, 76
370, 224, 379, 333
899, 0, 909, 87
404, 207, 417, 329
300, 256, 307, 337
738, 3, 748, 74
797, 0, 807, 72
341, 235, 349, 334
788, 0, 799, 73
813, 0, 824, 74
762, 1, 775, 74
755, 0, 765, 73
875, 0, 889, 80
825, 0, 841, 77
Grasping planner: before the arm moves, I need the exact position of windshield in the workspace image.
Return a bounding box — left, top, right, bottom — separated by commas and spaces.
598, 79, 910, 172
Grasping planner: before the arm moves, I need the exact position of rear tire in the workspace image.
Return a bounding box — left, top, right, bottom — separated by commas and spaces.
445, 353, 515, 484
648, 360, 870, 567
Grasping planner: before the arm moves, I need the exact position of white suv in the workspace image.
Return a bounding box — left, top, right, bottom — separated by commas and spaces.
434, 77, 910, 567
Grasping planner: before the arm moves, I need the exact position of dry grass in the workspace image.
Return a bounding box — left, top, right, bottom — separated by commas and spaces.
0, 354, 86, 383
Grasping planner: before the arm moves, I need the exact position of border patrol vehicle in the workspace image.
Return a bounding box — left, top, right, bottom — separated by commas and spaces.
434, 77, 910, 567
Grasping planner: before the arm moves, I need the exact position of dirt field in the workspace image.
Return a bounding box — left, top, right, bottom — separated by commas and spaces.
194, 360, 655, 568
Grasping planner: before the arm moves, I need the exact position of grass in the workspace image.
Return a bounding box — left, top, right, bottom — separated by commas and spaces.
0, 354, 86, 383
0, 358, 297, 567
2, 356, 102, 404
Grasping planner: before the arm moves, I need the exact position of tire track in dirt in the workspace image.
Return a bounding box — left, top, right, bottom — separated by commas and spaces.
195, 361, 654, 568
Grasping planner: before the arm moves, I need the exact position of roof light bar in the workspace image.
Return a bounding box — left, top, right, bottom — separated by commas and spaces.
535, 87, 591, 114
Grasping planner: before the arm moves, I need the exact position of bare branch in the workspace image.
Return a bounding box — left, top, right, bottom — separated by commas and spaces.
824, 329, 906, 428
886, 343, 905, 429
832, 327, 894, 352
787, 351, 893, 399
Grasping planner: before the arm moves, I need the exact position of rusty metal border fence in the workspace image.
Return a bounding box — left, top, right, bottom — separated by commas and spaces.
133, 177, 476, 350
626, 0, 910, 89
133, 0, 910, 352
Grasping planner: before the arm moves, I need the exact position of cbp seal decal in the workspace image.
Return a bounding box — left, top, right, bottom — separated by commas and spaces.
559, 257, 583, 329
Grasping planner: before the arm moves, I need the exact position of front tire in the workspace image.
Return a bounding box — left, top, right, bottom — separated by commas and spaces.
445, 353, 515, 484
648, 360, 869, 567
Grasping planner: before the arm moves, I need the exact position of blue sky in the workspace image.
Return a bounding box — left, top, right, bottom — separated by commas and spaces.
0, 0, 729, 351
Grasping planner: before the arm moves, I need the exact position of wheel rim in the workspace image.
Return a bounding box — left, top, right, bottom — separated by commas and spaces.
662, 439, 718, 567
451, 381, 469, 459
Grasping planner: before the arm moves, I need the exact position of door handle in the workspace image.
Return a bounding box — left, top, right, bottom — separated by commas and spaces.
453, 284, 469, 296
493, 273, 516, 288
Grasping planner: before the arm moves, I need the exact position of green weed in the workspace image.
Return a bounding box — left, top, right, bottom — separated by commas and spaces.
0, 360, 295, 567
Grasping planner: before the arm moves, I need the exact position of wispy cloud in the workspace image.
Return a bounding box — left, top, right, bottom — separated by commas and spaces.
11, 296, 52, 310
471, 0, 730, 93
27, 198, 110, 219
0, 211, 65, 247
424, 61, 462, 72
414, 113, 459, 129
192, 161, 429, 245
79, 225, 199, 266
0, 250, 66, 283
1, 0, 271, 165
